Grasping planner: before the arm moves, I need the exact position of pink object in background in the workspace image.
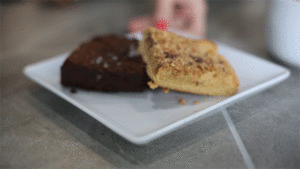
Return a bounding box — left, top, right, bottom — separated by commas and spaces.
128, 0, 207, 38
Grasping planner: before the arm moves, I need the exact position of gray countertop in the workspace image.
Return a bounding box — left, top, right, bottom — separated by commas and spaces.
1, 1, 299, 168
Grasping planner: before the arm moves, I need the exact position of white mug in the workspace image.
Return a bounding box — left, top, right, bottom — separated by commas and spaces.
265, 0, 300, 67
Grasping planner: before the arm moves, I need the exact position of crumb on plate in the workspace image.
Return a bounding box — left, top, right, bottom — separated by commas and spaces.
162, 88, 169, 93
179, 98, 186, 105
148, 81, 159, 89
71, 88, 77, 93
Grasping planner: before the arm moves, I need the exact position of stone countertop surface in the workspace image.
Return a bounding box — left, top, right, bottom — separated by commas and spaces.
1, 1, 299, 168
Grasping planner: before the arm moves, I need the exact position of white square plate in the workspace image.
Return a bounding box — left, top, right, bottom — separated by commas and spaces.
23, 42, 290, 144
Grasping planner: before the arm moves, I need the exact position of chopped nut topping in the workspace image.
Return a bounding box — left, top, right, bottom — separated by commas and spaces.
112, 56, 118, 60
96, 74, 102, 81
162, 88, 169, 93
96, 56, 103, 64
148, 81, 159, 90
104, 62, 109, 68
179, 98, 186, 105
165, 52, 171, 58
155, 64, 162, 74
189, 54, 203, 63
195, 57, 203, 63
165, 52, 178, 59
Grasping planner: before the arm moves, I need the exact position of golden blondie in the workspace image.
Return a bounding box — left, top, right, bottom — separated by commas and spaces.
139, 27, 239, 96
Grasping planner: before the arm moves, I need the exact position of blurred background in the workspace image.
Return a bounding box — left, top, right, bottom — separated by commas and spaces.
2, 1, 300, 168
1, 0, 268, 58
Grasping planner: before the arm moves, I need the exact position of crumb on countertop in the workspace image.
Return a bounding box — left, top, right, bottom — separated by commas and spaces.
194, 100, 199, 105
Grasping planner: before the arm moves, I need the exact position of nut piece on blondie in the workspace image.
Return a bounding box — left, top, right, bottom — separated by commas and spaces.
139, 27, 239, 96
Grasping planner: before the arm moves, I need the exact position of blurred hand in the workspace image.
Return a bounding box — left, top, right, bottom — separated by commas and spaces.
128, 0, 207, 37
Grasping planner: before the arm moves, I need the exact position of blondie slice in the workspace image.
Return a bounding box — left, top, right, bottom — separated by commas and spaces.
139, 27, 239, 96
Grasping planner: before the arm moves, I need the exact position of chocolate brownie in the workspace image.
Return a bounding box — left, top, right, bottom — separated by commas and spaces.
61, 34, 150, 92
